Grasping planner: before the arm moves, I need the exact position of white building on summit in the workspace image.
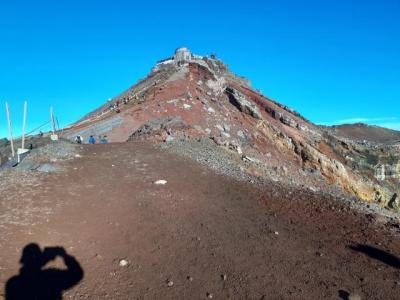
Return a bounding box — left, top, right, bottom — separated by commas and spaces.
153, 47, 198, 72
174, 47, 192, 65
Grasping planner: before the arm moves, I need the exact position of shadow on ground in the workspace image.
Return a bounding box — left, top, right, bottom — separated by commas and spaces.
349, 244, 400, 269
5, 243, 83, 300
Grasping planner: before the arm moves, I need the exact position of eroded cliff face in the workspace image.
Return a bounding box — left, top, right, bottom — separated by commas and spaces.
312, 130, 400, 208
375, 162, 400, 181
244, 110, 399, 210
62, 49, 400, 212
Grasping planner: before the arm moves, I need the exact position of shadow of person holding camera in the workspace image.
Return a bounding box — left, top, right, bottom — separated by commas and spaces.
5, 243, 84, 300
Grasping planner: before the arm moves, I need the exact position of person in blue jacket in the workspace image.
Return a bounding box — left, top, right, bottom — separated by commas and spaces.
100, 135, 108, 144
88, 135, 96, 144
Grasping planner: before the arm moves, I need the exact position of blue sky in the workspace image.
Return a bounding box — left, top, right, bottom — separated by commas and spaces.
0, 0, 399, 138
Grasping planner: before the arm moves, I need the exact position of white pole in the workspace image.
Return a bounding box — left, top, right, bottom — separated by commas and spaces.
5, 102, 15, 157
21, 101, 27, 149
50, 106, 55, 134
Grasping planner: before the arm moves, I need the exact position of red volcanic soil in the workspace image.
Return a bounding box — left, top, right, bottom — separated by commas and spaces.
1, 142, 400, 299
331, 123, 400, 143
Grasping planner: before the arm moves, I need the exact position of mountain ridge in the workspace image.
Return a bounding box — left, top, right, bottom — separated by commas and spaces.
62, 48, 400, 212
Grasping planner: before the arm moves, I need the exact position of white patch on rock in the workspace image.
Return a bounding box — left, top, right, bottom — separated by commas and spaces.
228, 140, 242, 155
242, 155, 259, 163
119, 259, 129, 267
154, 180, 168, 185
165, 135, 174, 143
167, 99, 179, 105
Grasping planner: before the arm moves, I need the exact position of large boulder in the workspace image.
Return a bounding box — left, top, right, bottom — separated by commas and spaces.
271, 109, 282, 120
280, 114, 298, 128
388, 193, 400, 211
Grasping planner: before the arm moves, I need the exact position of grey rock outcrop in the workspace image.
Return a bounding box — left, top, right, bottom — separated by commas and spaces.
374, 163, 400, 180
388, 193, 399, 210
226, 87, 262, 119
128, 117, 187, 140
271, 110, 282, 120
280, 114, 298, 128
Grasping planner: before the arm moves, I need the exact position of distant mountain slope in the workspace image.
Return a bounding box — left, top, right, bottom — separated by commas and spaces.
330, 123, 400, 144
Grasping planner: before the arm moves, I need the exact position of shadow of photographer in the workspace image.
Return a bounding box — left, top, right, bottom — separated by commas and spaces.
5, 243, 84, 300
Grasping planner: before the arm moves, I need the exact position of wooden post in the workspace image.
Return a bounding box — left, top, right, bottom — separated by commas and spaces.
50, 106, 55, 134
21, 101, 27, 149
5, 102, 15, 157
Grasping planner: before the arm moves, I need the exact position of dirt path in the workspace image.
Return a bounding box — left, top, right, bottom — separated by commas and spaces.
0, 142, 399, 299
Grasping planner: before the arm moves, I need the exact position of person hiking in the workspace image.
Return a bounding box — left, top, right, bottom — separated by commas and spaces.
100, 135, 108, 144
75, 135, 82, 144
88, 135, 96, 144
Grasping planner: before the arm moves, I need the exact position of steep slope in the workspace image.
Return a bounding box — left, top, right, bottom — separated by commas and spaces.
62, 48, 400, 211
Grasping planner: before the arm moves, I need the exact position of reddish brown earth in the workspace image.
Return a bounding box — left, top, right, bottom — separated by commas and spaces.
331, 123, 400, 143
1, 142, 400, 299
57, 53, 399, 209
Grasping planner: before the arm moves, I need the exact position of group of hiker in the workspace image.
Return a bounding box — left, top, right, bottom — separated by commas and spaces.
107, 98, 131, 114
74, 135, 108, 145
108, 100, 121, 113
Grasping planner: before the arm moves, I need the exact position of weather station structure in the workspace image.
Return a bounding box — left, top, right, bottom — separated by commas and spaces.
152, 47, 207, 72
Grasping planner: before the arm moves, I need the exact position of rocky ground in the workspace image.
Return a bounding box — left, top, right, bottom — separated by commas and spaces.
162, 137, 400, 221
0, 140, 399, 300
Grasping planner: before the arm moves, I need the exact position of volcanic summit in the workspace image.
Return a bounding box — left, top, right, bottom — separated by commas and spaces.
64, 47, 400, 211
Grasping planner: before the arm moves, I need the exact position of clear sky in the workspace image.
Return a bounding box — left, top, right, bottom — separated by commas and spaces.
0, 0, 399, 139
